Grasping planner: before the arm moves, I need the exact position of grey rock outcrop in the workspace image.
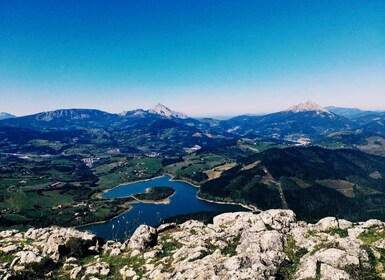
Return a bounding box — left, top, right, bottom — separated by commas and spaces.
1, 209, 385, 279
128, 224, 158, 250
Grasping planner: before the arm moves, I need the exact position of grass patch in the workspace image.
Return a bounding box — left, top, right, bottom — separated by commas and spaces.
101, 255, 146, 278
158, 233, 183, 259
276, 235, 308, 280
324, 228, 349, 238
345, 245, 381, 280
220, 235, 241, 256
358, 227, 385, 245
0, 252, 14, 264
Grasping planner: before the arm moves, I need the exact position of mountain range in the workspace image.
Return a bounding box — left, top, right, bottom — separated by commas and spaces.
1, 101, 385, 147
2, 101, 385, 235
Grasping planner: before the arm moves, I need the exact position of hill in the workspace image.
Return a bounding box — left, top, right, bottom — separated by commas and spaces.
220, 101, 351, 142
200, 146, 385, 221
0, 113, 15, 120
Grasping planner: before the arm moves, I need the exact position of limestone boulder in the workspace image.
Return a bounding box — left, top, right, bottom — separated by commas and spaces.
128, 225, 158, 250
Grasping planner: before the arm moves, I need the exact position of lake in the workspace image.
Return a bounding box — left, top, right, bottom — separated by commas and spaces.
79, 175, 248, 240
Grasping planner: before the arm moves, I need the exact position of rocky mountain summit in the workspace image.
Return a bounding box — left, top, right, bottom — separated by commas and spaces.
1, 209, 385, 279
149, 103, 188, 119
287, 100, 330, 113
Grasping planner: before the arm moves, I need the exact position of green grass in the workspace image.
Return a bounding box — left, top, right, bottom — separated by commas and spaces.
164, 153, 228, 184
101, 255, 147, 278
158, 233, 183, 258
18, 190, 74, 210
277, 235, 309, 279
94, 157, 162, 190
345, 245, 381, 280
1, 213, 29, 222
359, 227, 385, 245
324, 228, 349, 238
0, 252, 15, 264
220, 235, 241, 256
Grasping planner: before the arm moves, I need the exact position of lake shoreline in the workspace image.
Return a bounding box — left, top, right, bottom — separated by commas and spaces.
195, 194, 259, 212
77, 204, 133, 228
79, 174, 250, 238
79, 190, 176, 229
97, 174, 167, 199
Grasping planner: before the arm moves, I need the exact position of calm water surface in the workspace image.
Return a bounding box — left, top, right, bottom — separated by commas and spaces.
79, 175, 247, 240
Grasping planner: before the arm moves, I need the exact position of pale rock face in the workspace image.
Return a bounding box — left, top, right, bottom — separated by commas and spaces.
213, 211, 266, 238
348, 227, 366, 239
109, 248, 121, 257
314, 216, 353, 231
332, 237, 368, 261
258, 209, 297, 233
130, 249, 141, 257
128, 225, 158, 250
373, 238, 385, 249
15, 251, 42, 264
287, 100, 330, 113
120, 265, 137, 280
314, 248, 360, 267
157, 222, 177, 233
295, 257, 318, 279
84, 262, 110, 277
70, 266, 82, 279
25, 227, 97, 258
258, 231, 285, 252
361, 219, 384, 228
0, 245, 18, 254
180, 220, 205, 230
2, 209, 385, 279
0, 230, 19, 239
320, 263, 350, 280
149, 103, 188, 119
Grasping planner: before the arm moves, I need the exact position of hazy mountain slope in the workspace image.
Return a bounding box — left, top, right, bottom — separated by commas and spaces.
0, 109, 121, 130
221, 101, 351, 140
0, 112, 16, 120
326, 106, 376, 118
200, 146, 385, 221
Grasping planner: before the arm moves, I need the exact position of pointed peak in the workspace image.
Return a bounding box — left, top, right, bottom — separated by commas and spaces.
149, 103, 188, 119
287, 100, 330, 113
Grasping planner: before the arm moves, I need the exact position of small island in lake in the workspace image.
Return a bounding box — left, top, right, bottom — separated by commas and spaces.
132, 186, 175, 202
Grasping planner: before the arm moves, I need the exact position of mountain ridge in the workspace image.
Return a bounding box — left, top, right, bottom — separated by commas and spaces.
1, 101, 385, 141
0, 112, 16, 120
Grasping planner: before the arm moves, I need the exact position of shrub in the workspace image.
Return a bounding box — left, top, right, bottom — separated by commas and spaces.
62, 237, 92, 258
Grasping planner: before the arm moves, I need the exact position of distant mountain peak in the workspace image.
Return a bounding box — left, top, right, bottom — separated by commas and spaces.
149, 103, 188, 119
35, 109, 96, 121
0, 112, 16, 120
287, 100, 330, 113
119, 109, 147, 117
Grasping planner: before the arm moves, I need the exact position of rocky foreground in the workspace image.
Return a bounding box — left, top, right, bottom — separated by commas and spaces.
1, 210, 385, 279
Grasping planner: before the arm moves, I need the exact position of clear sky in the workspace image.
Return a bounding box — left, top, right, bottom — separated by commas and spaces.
0, 0, 384, 117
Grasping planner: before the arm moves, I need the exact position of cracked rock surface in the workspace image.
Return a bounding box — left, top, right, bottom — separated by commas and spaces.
1, 209, 385, 279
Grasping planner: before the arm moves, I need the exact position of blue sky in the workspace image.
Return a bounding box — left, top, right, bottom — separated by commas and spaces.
0, 0, 384, 116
